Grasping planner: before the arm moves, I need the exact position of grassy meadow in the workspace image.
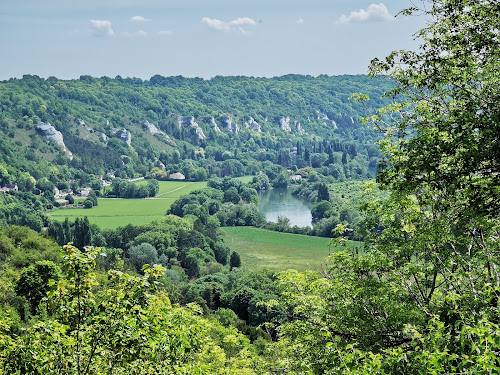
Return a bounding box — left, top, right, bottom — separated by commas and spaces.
222, 226, 355, 272
50, 198, 176, 229
50, 176, 255, 229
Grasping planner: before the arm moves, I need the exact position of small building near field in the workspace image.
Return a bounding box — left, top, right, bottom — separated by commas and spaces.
0, 184, 18, 192
169, 172, 186, 180
56, 199, 70, 207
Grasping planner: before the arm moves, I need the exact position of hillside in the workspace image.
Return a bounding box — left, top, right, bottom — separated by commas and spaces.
0, 74, 392, 175
0, 74, 393, 229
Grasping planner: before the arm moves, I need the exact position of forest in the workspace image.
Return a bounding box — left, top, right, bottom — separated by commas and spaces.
0, 0, 499, 373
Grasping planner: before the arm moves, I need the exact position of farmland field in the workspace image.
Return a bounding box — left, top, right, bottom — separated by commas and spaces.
222, 226, 355, 272
50, 198, 176, 229
134, 180, 208, 198
50, 176, 255, 229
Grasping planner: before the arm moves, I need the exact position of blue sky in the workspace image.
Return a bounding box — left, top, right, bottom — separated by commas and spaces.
0, 1, 426, 80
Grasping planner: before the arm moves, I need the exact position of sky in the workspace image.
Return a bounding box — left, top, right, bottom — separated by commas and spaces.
0, 0, 427, 80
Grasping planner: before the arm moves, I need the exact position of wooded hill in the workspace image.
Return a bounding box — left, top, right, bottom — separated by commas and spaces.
0, 74, 392, 178
0, 74, 392, 230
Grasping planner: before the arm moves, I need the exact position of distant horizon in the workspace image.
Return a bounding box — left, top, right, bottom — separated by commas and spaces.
2, 72, 378, 82
0, 1, 426, 81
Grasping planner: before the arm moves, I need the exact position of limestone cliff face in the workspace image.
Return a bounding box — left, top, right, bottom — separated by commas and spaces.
177, 116, 206, 140
279, 116, 291, 132
243, 117, 261, 132
117, 129, 132, 146
142, 121, 176, 145
220, 117, 239, 133
142, 120, 161, 135
294, 121, 304, 134
208, 117, 221, 132
35, 122, 73, 159
317, 112, 338, 129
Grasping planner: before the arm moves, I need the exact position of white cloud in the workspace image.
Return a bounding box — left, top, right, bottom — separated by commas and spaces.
89, 19, 115, 37
296, 18, 304, 25
201, 17, 256, 35
338, 3, 394, 24
123, 30, 147, 37
130, 16, 151, 22
158, 30, 173, 36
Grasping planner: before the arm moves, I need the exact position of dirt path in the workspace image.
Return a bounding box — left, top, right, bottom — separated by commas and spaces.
156, 185, 187, 197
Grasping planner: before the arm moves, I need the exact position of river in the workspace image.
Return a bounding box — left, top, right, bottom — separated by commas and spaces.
258, 188, 313, 228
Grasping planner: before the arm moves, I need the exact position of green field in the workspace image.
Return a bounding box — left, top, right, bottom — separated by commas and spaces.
222, 226, 353, 272
50, 198, 176, 229
50, 176, 255, 229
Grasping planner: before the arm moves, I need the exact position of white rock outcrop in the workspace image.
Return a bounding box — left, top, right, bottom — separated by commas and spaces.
208, 117, 221, 132
177, 116, 206, 140
143, 120, 160, 135
294, 121, 304, 134
117, 129, 132, 146
220, 117, 239, 133
143, 120, 176, 145
244, 117, 262, 132
35, 122, 73, 159
279, 116, 291, 132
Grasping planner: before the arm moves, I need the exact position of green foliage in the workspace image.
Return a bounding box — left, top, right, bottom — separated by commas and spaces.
229, 251, 241, 270
311, 200, 333, 221
15, 260, 60, 314
2, 244, 269, 373
126, 243, 158, 273
213, 241, 230, 265
316, 182, 330, 202
269, 1, 500, 373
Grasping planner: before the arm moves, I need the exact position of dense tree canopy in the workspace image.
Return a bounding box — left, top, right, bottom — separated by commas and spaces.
272, 0, 500, 373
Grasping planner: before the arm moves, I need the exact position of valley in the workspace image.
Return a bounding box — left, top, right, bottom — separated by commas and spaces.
0, 1, 497, 369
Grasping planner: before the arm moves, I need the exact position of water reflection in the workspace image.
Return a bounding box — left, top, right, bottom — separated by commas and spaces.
258, 188, 313, 228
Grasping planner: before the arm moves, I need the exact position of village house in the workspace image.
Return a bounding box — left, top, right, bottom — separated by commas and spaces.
0, 184, 18, 192
169, 172, 186, 180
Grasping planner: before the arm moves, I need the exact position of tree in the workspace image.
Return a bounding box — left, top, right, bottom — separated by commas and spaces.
146, 179, 159, 197
213, 241, 230, 265
229, 252, 241, 270
365, 0, 499, 218
357, 0, 500, 319
73, 217, 92, 250
311, 201, 332, 221
272, 0, 500, 372
183, 247, 205, 278
223, 187, 240, 204
65, 194, 75, 204
15, 260, 61, 314
88, 190, 98, 206
127, 242, 158, 273
5, 245, 266, 374
193, 167, 208, 182
316, 183, 329, 202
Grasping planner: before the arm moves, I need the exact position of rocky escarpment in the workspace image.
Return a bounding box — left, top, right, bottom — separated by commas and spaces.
177, 116, 206, 140
142, 121, 176, 145
243, 117, 261, 132
206, 117, 221, 132
293, 121, 304, 134
220, 117, 239, 133
317, 112, 338, 129
116, 129, 132, 146
35, 122, 73, 159
279, 116, 292, 132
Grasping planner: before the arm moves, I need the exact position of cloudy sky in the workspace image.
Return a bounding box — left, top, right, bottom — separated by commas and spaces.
0, 0, 426, 80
